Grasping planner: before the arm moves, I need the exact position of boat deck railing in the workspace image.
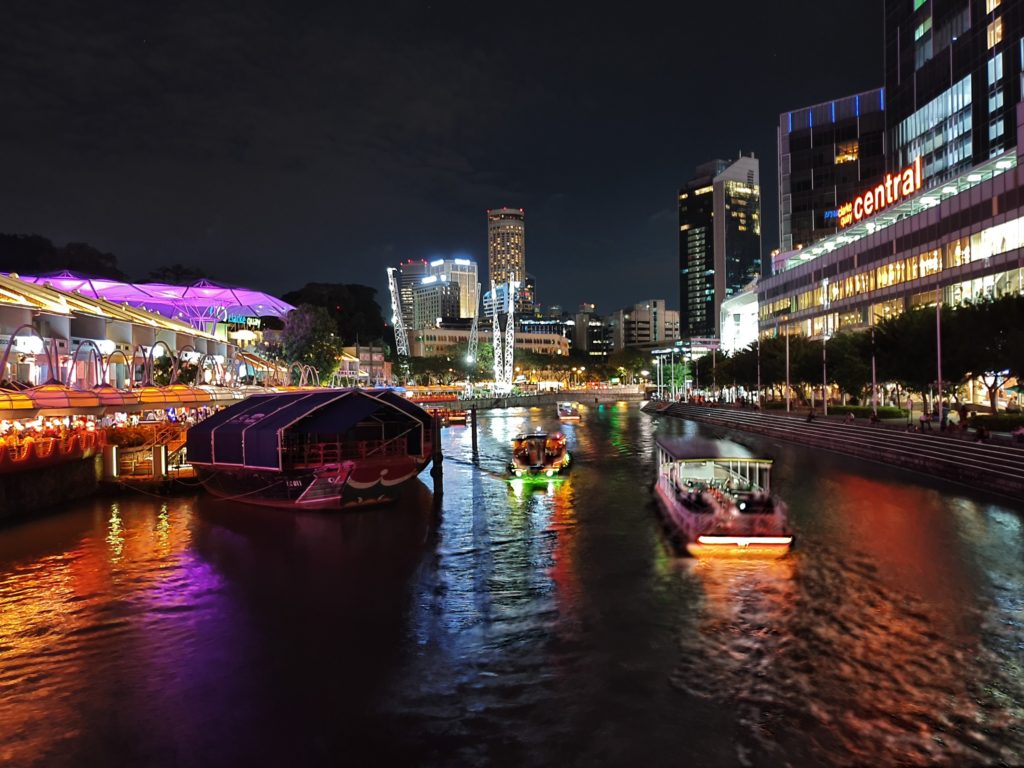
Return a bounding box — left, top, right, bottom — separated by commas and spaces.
286, 436, 409, 468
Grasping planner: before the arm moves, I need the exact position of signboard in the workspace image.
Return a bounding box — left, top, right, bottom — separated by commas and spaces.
838, 156, 923, 228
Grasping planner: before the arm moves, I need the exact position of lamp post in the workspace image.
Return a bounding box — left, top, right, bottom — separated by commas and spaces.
936, 283, 944, 426
822, 333, 830, 417
871, 325, 878, 417
784, 320, 791, 413
756, 335, 761, 408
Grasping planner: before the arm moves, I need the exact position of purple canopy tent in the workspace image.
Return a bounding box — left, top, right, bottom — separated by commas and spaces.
11, 271, 294, 331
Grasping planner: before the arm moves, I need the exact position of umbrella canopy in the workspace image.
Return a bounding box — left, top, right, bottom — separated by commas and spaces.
26, 384, 103, 414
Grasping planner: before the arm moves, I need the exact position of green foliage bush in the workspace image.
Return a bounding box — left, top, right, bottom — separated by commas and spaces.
106, 427, 148, 447
827, 405, 906, 418
969, 414, 1024, 431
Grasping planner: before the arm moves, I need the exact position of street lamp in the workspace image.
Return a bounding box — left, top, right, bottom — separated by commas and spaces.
871, 325, 878, 417
819, 335, 827, 414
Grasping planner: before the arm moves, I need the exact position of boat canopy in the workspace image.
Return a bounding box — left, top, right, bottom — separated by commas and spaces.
186, 388, 431, 471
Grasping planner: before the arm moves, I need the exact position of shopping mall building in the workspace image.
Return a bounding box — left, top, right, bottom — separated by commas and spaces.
760, 104, 1024, 339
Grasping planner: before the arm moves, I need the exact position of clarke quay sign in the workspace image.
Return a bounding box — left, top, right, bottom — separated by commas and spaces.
837, 156, 923, 228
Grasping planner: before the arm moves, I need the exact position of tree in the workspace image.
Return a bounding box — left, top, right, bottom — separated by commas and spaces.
147, 264, 209, 285
0, 234, 127, 279
281, 304, 345, 382
281, 283, 387, 347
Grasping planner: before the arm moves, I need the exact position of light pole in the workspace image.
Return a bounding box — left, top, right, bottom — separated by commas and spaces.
784, 320, 791, 413
871, 325, 878, 417
822, 333, 830, 417
756, 336, 761, 408
936, 283, 944, 426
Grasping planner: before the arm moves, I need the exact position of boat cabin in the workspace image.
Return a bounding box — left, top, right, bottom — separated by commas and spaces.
187, 388, 432, 471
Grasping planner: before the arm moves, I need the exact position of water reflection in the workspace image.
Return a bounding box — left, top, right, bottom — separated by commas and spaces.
0, 406, 1022, 766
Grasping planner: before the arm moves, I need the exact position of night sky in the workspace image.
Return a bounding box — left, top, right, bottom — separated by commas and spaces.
2, 1, 882, 313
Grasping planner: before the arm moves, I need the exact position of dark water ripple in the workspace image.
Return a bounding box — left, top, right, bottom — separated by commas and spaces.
0, 403, 1022, 767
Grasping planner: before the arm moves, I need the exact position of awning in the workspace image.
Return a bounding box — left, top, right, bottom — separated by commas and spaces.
25, 384, 103, 414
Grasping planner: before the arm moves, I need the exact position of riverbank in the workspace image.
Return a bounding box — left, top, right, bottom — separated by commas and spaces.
460, 387, 643, 410
643, 401, 1024, 498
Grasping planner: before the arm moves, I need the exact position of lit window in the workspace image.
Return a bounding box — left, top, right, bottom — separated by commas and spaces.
914, 0, 927, 8
835, 140, 859, 164
915, 17, 932, 41
988, 17, 1003, 48
986, 0, 1001, 12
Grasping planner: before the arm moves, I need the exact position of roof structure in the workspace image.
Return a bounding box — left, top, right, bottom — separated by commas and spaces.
10, 271, 294, 329
0, 273, 219, 340
186, 388, 431, 471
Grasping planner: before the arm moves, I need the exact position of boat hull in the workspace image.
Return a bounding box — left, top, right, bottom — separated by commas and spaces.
654, 477, 792, 558
197, 455, 426, 511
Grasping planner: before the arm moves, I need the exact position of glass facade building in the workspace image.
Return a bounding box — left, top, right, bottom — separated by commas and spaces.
778, 89, 886, 252
487, 208, 529, 312
759, 114, 1024, 341
885, 0, 1024, 184
678, 155, 762, 339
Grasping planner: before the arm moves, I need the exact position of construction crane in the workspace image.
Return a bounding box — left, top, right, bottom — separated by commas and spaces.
386, 267, 409, 357
491, 281, 503, 385
466, 282, 480, 366
503, 280, 517, 388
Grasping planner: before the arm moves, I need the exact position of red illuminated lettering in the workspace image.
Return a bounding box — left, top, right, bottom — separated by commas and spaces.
840, 157, 924, 228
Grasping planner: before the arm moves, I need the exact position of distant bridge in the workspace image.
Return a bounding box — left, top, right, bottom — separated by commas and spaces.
459, 386, 644, 411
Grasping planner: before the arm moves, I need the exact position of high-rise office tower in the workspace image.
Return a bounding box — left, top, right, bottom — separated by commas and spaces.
411, 277, 461, 329
487, 208, 526, 310
886, 0, 1023, 185
778, 88, 886, 253
678, 154, 762, 339
396, 259, 428, 329
426, 257, 479, 319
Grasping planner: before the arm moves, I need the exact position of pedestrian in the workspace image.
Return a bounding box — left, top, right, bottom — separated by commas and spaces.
806, 408, 816, 423
845, 412, 855, 424
919, 410, 933, 432
907, 396, 914, 427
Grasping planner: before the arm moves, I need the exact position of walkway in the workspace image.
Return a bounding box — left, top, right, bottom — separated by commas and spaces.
645, 402, 1024, 498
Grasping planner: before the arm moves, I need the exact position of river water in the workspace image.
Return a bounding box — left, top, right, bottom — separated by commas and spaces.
1, 404, 1023, 767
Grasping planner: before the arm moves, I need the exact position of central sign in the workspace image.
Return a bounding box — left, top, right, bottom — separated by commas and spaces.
838, 157, 923, 228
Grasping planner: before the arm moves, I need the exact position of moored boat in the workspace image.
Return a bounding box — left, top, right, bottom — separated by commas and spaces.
508, 430, 571, 479
653, 437, 793, 557
186, 388, 433, 510
557, 401, 581, 421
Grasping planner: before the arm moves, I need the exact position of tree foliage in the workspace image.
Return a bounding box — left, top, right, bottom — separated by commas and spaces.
281, 304, 345, 382
0, 234, 126, 279
281, 283, 386, 346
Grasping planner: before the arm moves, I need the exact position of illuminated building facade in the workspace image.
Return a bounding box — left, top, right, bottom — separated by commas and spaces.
759, 113, 1024, 343
411, 278, 461, 329
885, 0, 1024, 184
487, 208, 527, 311
678, 154, 762, 338
611, 299, 680, 351
410, 326, 569, 357
426, 258, 479, 319
396, 259, 429, 329
778, 88, 886, 252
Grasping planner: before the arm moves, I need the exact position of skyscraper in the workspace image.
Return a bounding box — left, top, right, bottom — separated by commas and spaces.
487, 208, 526, 310
426, 257, 479, 319
778, 88, 886, 253
885, 0, 1023, 185
678, 154, 762, 339
396, 259, 428, 330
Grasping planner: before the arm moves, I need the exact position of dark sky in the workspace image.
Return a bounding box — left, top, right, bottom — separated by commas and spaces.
1, 1, 883, 313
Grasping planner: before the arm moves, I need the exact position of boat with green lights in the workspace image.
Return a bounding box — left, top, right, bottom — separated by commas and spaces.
508, 431, 571, 479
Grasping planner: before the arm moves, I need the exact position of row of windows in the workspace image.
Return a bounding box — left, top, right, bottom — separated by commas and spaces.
761, 213, 1024, 319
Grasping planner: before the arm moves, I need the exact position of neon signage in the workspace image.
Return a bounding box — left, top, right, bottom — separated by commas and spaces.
838, 157, 923, 228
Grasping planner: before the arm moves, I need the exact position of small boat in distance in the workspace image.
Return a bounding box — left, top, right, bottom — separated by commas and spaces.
509, 430, 571, 479
186, 388, 433, 510
557, 401, 581, 422
653, 437, 793, 557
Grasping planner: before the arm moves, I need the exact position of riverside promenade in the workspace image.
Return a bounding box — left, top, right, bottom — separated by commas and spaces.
460, 386, 644, 410
644, 401, 1024, 498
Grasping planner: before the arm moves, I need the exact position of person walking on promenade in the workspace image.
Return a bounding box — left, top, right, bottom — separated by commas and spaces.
919, 410, 933, 432
907, 397, 914, 428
